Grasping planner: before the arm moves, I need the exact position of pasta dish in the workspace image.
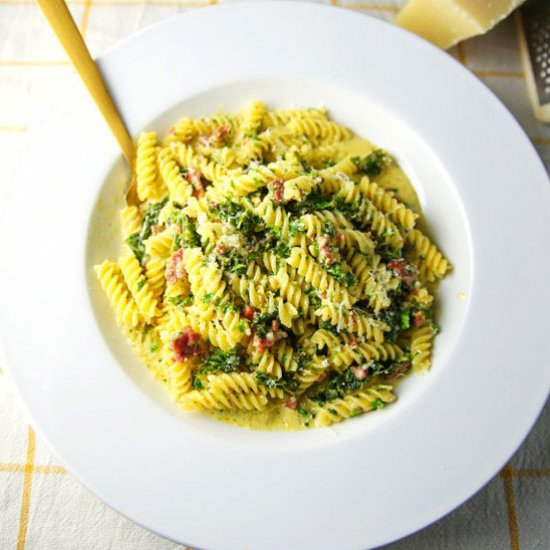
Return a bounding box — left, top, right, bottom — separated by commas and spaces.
94, 102, 450, 429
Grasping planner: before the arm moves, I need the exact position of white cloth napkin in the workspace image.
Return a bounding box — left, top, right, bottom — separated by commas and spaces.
0, 1, 548, 548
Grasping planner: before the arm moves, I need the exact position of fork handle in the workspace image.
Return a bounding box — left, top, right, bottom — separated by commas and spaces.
36, 0, 135, 165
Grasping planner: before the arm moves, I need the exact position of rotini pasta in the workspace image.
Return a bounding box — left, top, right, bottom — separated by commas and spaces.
95, 102, 450, 430
119, 254, 160, 319
120, 206, 142, 238
406, 229, 450, 282
95, 260, 142, 328
136, 132, 166, 201
312, 385, 396, 427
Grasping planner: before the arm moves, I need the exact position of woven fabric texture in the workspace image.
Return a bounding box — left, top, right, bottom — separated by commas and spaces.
0, 1, 548, 549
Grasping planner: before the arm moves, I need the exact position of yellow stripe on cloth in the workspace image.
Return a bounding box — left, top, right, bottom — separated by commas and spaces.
16, 427, 36, 550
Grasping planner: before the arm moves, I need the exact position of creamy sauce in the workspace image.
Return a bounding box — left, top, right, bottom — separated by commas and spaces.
203, 135, 422, 431
208, 401, 306, 431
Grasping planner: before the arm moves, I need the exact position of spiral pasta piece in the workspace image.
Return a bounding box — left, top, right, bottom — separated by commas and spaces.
210, 147, 238, 170
338, 229, 375, 254
296, 357, 330, 394
322, 155, 357, 176
262, 107, 327, 130
181, 249, 248, 340
136, 132, 166, 201
158, 146, 193, 204
314, 303, 388, 342
143, 229, 174, 259
346, 252, 392, 311
94, 260, 142, 328
289, 114, 350, 142
218, 159, 301, 197
247, 339, 283, 379
165, 116, 195, 143
119, 254, 161, 319
313, 385, 396, 427
286, 247, 353, 306
192, 114, 236, 138
126, 328, 164, 378
272, 341, 301, 373
359, 177, 418, 231
300, 213, 349, 240
406, 229, 450, 282
231, 276, 267, 309
310, 329, 402, 370
170, 141, 228, 185
144, 257, 166, 300
241, 100, 265, 135
413, 287, 434, 309
166, 358, 194, 402
269, 268, 311, 315
120, 206, 142, 239
209, 372, 284, 400
163, 277, 189, 303
183, 313, 241, 352
410, 322, 437, 372
313, 210, 353, 230
335, 180, 404, 250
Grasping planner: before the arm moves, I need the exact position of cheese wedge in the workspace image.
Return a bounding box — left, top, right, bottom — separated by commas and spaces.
395, 0, 525, 49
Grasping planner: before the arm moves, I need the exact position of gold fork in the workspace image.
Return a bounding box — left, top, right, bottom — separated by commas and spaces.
36, 0, 138, 203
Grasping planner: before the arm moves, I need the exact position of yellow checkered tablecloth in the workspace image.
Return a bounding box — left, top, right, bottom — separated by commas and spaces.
1, 1, 549, 548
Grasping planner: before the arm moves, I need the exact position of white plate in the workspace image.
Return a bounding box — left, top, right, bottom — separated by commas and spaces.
1, 3, 549, 549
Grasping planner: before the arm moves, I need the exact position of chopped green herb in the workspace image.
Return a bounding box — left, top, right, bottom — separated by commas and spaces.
256, 372, 299, 394
400, 309, 411, 330
307, 288, 322, 310
126, 233, 145, 263
370, 398, 385, 411
125, 199, 167, 263
262, 228, 291, 259
181, 215, 201, 248
199, 348, 241, 374
256, 372, 279, 390
289, 218, 306, 237
370, 362, 395, 377
352, 150, 391, 177
193, 377, 204, 390
287, 192, 333, 215
221, 302, 239, 314
378, 299, 411, 342
168, 295, 193, 307
273, 240, 291, 259
136, 277, 146, 291
216, 201, 264, 236
251, 312, 277, 338
319, 320, 338, 333
325, 262, 357, 287
171, 233, 182, 252
217, 248, 248, 276
309, 370, 367, 404
323, 221, 336, 237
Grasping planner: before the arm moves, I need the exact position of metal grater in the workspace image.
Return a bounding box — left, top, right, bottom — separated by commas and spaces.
517, 0, 550, 122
